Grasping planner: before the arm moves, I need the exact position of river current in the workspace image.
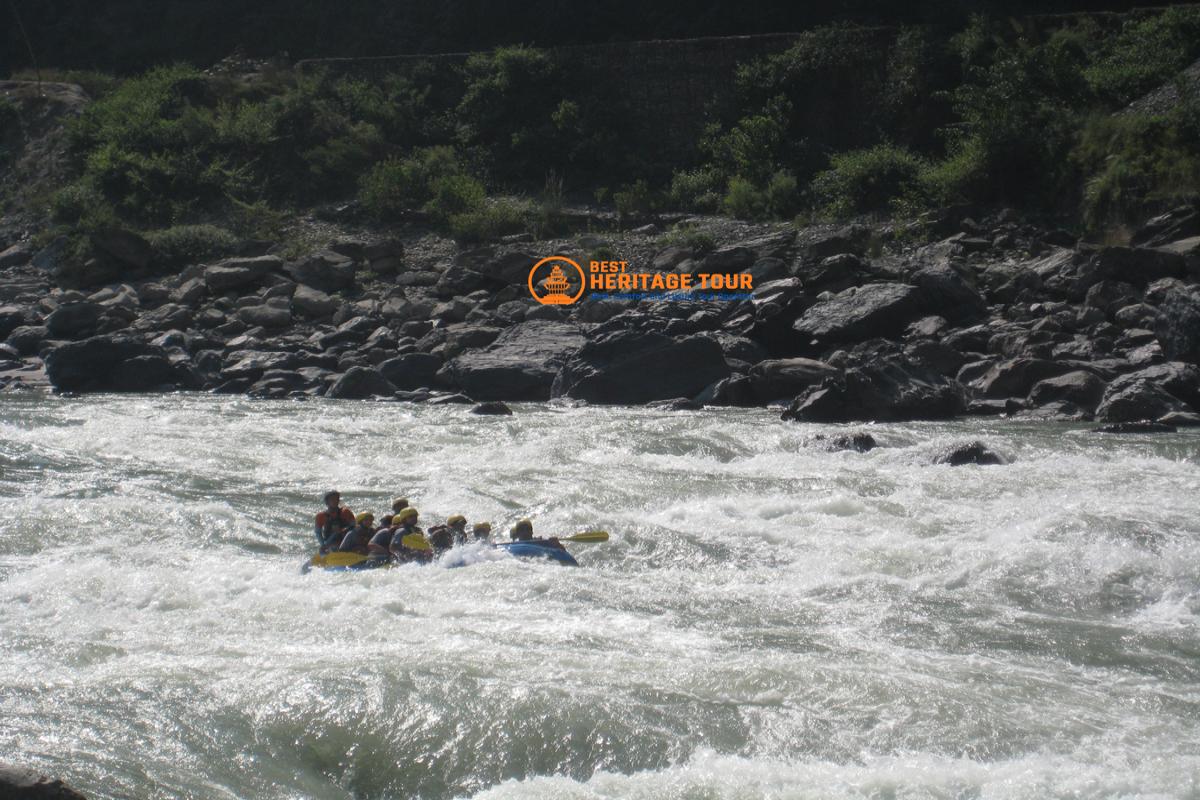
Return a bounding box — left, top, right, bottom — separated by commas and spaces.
2, 394, 1199, 799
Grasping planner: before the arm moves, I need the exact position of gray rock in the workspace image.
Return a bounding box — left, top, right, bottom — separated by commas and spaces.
471, 400, 513, 415
44, 302, 102, 338
446, 321, 586, 401
747, 358, 839, 403
551, 331, 730, 405
0, 762, 88, 799
1027, 370, 1107, 411
5, 325, 49, 356
1095, 377, 1188, 423
326, 366, 397, 399
933, 441, 1007, 465
204, 255, 281, 293
1154, 285, 1200, 363
45, 334, 168, 392
379, 352, 443, 390
291, 285, 338, 318
970, 358, 1075, 399
781, 357, 964, 422
285, 250, 356, 292
793, 283, 925, 344
236, 303, 292, 329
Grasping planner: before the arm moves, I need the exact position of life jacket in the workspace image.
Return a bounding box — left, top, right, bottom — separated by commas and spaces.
318, 507, 353, 537
427, 524, 453, 551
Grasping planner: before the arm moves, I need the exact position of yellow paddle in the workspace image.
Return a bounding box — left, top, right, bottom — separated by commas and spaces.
400, 532, 431, 551
559, 530, 609, 543
310, 551, 370, 568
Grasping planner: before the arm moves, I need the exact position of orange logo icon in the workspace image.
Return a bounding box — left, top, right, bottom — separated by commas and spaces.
528, 256, 585, 305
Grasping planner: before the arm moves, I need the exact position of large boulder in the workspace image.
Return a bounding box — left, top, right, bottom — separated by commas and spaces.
44, 334, 174, 392
284, 250, 356, 292
551, 331, 730, 405
445, 320, 586, 401
781, 357, 964, 422
0, 763, 88, 800
379, 352, 443, 390
747, 358, 839, 403
1154, 285, 1200, 363
1095, 376, 1189, 423
236, 301, 292, 329
970, 357, 1076, 399
291, 285, 338, 318
793, 283, 925, 344
204, 255, 281, 293
44, 302, 102, 338
1027, 370, 1107, 411
325, 366, 397, 399
1092, 246, 1185, 285
90, 228, 154, 271
911, 264, 987, 322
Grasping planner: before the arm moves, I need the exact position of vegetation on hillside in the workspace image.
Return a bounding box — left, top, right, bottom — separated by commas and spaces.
6, 6, 1200, 274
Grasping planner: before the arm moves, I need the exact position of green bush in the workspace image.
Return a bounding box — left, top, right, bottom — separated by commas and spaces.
667, 168, 722, 213
764, 170, 800, 218
811, 144, 926, 217
358, 146, 481, 221
1085, 7, 1200, 105
722, 176, 767, 220
663, 223, 716, 254
145, 224, 239, 266
448, 198, 533, 242
613, 179, 660, 218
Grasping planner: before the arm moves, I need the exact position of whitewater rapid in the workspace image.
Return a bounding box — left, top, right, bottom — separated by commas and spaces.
2, 394, 1199, 799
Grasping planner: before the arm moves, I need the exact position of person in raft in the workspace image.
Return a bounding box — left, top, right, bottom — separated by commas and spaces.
315, 490, 355, 553
427, 514, 469, 552
338, 512, 376, 554
509, 519, 564, 550
471, 521, 492, 541
388, 507, 430, 562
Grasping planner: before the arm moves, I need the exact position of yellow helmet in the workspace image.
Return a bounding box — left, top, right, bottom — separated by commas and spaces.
447, 514, 467, 526
391, 497, 409, 511
396, 507, 418, 522
473, 521, 492, 532
511, 519, 533, 535
355, 512, 374, 524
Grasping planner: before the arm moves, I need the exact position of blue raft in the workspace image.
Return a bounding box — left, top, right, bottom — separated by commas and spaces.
303, 540, 578, 573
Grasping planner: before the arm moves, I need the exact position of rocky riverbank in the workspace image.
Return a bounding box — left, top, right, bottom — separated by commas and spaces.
2, 204, 1199, 427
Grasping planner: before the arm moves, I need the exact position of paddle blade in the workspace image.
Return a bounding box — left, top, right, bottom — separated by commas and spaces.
561, 530, 609, 543
312, 552, 369, 568
401, 533, 432, 551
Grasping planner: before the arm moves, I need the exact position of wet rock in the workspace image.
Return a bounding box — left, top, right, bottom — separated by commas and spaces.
426, 392, 474, 405
0, 763, 88, 799
552, 331, 730, 405
44, 302, 102, 338
933, 441, 1007, 465
911, 264, 987, 322
647, 397, 704, 411
471, 400, 513, 415
325, 366, 397, 399
811, 432, 877, 452
446, 320, 587, 401
44, 334, 169, 392
1092, 421, 1178, 434
793, 283, 924, 345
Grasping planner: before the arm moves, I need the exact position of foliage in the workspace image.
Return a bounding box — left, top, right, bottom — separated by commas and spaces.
667, 168, 722, 213
1085, 7, 1200, 105
613, 179, 660, 218
447, 197, 533, 242
145, 224, 239, 266
358, 146, 484, 221
811, 144, 927, 217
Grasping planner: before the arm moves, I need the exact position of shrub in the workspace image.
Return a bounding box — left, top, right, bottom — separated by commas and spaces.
811, 145, 926, 217
663, 223, 716, 254
667, 168, 722, 213
764, 170, 800, 218
722, 176, 767, 220
613, 179, 659, 217
448, 198, 533, 242
1085, 7, 1200, 106
145, 224, 239, 266
425, 173, 486, 221
359, 146, 477, 220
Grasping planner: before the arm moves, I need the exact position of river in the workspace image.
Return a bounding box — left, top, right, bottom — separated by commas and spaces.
2, 394, 1199, 799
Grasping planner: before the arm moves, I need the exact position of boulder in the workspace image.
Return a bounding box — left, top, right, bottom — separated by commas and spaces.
291, 285, 338, 318
911, 264, 987, 322
171, 278, 207, 306
1154, 285, 1200, 363
44, 302, 102, 338
970, 358, 1075, 399
793, 283, 924, 344
44, 334, 169, 392
1094, 377, 1188, 423
5, 325, 49, 356
1130, 206, 1199, 248
446, 320, 587, 401
0, 306, 36, 340
236, 302, 292, 329
0, 763, 88, 800
810, 432, 877, 452
109, 354, 179, 391
1122, 361, 1200, 409
379, 352, 443, 390
1092, 246, 1185, 285
471, 400, 513, 415
747, 358, 839, 403
933, 441, 1007, 465
781, 357, 964, 422
1027, 370, 1107, 411
284, 250, 356, 292
804, 226, 866, 261
1092, 421, 1177, 434
204, 255, 281, 293
90, 227, 154, 270
551, 331, 730, 405
325, 366, 397, 400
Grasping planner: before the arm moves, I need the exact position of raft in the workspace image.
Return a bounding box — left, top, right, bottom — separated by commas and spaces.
303, 540, 579, 573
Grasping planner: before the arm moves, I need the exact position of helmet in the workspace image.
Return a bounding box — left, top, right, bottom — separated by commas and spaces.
447, 514, 466, 527
473, 521, 492, 533
391, 497, 409, 511
396, 507, 418, 522
380, 514, 394, 527
323, 490, 340, 504
355, 512, 374, 524
511, 519, 533, 539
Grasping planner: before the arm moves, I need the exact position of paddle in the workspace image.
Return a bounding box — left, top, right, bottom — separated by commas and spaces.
559, 530, 609, 543
310, 551, 370, 568
400, 532, 431, 551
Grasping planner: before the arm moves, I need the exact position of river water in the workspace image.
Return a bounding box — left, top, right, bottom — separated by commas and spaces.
2, 394, 1199, 799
